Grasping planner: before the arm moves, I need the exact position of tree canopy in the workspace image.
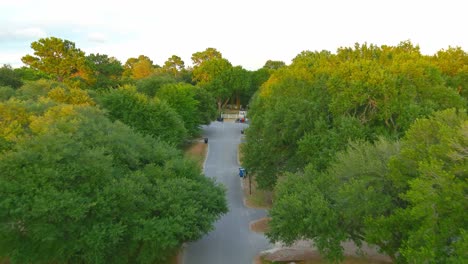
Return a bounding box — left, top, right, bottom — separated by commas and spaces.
96, 86, 187, 145
0, 78, 227, 263
244, 41, 467, 263
0, 104, 227, 263
21, 37, 87, 82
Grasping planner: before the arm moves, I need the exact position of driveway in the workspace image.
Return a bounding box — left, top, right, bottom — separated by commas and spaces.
183, 121, 270, 264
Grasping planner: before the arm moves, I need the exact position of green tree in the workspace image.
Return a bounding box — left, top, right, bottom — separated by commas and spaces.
97, 86, 187, 145
156, 83, 200, 136
268, 138, 401, 262
263, 60, 286, 70
21, 37, 87, 82
85, 53, 124, 89
162, 55, 185, 78
0, 65, 23, 88
193, 85, 217, 124
191, 47, 222, 67
229, 66, 251, 109
0, 86, 15, 101
382, 109, 468, 263
244, 42, 466, 190
135, 75, 177, 97
14, 79, 58, 101
0, 105, 227, 263
192, 57, 234, 112
244, 51, 332, 189
268, 109, 467, 263
14, 66, 50, 81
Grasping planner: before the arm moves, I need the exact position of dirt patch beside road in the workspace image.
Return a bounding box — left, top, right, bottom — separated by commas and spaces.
250, 217, 271, 233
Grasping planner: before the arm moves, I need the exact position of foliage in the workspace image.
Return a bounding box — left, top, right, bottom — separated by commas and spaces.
384, 109, 467, 263
0, 105, 227, 263
14, 66, 50, 81
162, 55, 185, 78
191, 47, 222, 67
156, 83, 201, 136
47, 86, 95, 106
21, 37, 88, 82
268, 109, 467, 263
268, 138, 400, 262
85, 53, 124, 89
14, 79, 61, 101
244, 42, 466, 190
432, 47, 468, 100
193, 86, 217, 124
0, 65, 23, 89
97, 86, 187, 145
192, 57, 233, 111
123, 55, 156, 80
136, 75, 177, 97
263, 60, 286, 70
0, 86, 15, 102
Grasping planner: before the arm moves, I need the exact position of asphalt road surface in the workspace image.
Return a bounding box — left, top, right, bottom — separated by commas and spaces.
183, 121, 270, 264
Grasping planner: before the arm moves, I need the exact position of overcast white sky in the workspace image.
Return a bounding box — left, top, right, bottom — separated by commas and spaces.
1, 0, 467, 70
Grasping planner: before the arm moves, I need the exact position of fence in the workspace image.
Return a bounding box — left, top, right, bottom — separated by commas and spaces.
221, 113, 242, 119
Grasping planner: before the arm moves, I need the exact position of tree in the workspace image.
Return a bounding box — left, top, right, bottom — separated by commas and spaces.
21, 37, 87, 82
135, 75, 177, 97
156, 83, 200, 136
123, 55, 156, 80
193, 85, 218, 124
0, 65, 23, 89
85, 53, 124, 89
244, 42, 466, 190
263, 60, 286, 70
0, 86, 15, 101
267, 109, 467, 263
229, 66, 251, 109
97, 86, 187, 145
162, 55, 185, 78
47, 86, 95, 106
382, 109, 468, 263
432, 47, 468, 101
243, 52, 332, 189
192, 57, 234, 112
14, 66, 50, 81
0, 105, 227, 263
14, 79, 57, 101
268, 138, 401, 262
191, 48, 222, 67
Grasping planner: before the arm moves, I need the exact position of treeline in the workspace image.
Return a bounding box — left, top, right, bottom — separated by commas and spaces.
0, 36, 281, 263
243, 41, 467, 263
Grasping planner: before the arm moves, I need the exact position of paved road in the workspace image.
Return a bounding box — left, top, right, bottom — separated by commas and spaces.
183, 121, 270, 264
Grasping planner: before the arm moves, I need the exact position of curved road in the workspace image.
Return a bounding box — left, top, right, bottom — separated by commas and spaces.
184, 121, 270, 264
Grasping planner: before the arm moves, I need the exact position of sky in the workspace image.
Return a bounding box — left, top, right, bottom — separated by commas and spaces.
1, 0, 467, 70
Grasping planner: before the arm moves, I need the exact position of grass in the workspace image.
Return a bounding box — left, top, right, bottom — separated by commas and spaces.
259, 256, 392, 264
184, 139, 208, 169
239, 143, 273, 209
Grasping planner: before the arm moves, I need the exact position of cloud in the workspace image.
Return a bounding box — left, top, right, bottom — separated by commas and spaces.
0, 27, 47, 41
87, 32, 107, 43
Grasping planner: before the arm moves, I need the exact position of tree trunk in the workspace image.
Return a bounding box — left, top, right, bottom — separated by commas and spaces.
217, 99, 222, 114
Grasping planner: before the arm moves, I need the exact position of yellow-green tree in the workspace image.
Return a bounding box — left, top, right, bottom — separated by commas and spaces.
162, 55, 185, 78
123, 55, 155, 79
22, 37, 88, 82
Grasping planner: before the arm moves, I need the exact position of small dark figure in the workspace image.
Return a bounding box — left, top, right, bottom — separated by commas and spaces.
204, 137, 208, 144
